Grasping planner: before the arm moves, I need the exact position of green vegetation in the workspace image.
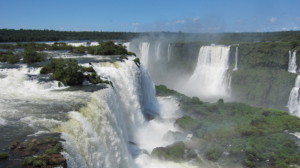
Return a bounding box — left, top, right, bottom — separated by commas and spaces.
8, 137, 66, 167
0, 51, 20, 64
155, 85, 300, 168
0, 29, 138, 42
175, 116, 199, 130
230, 41, 299, 109
1, 29, 300, 44
23, 47, 46, 63
40, 59, 84, 85
0, 152, 8, 160
133, 58, 140, 66
71, 41, 132, 55
152, 142, 196, 161
41, 58, 110, 86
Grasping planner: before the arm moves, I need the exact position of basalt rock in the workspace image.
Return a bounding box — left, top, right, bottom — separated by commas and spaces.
1, 135, 67, 168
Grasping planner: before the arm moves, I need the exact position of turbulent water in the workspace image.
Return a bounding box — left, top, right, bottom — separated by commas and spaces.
182, 44, 231, 100
0, 64, 90, 151
288, 50, 297, 73
0, 51, 200, 168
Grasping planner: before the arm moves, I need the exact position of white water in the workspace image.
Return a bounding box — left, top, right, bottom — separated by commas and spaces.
155, 42, 161, 61
167, 44, 172, 62
288, 50, 297, 73
139, 42, 150, 68
287, 75, 300, 117
233, 47, 238, 71
67, 42, 99, 47
182, 44, 231, 100
56, 58, 199, 168
123, 42, 131, 51
0, 66, 68, 100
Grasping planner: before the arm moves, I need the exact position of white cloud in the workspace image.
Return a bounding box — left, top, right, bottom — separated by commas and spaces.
269, 17, 278, 23
175, 20, 185, 24
193, 17, 200, 22
293, 26, 299, 30
132, 22, 140, 26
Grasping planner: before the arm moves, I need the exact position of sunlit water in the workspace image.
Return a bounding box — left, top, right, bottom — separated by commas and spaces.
0, 51, 198, 168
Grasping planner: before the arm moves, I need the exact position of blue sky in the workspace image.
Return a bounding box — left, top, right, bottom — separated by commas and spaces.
0, 0, 300, 32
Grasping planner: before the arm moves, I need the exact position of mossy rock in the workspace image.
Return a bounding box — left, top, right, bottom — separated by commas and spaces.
151, 142, 186, 161
0, 152, 8, 160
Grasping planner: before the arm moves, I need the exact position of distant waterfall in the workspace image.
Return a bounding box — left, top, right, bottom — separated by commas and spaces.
183, 44, 231, 100
233, 47, 239, 71
123, 42, 131, 51
288, 50, 297, 73
167, 44, 172, 62
139, 42, 150, 68
57, 59, 159, 168
287, 75, 300, 117
287, 50, 300, 117
155, 42, 161, 61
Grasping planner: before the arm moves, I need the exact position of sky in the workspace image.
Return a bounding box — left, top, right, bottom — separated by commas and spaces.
0, 0, 300, 33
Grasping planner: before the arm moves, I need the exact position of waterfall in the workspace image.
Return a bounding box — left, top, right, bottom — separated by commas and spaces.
139, 42, 150, 68
288, 50, 297, 73
183, 44, 231, 100
123, 42, 131, 51
167, 44, 172, 62
233, 47, 239, 71
155, 42, 161, 61
57, 58, 160, 168
287, 75, 300, 117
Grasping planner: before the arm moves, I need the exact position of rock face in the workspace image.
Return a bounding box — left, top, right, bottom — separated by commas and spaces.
0, 136, 66, 168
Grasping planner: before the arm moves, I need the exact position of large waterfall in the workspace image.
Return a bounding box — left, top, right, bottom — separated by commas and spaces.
288, 50, 297, 73
53, 58, 196, 168
287, 50, 300, 117
139, 42, 150, 68
182, 44, 231, 100
233, 47, 239, 71
287, 75, 300, 117
167, 44, 172, 62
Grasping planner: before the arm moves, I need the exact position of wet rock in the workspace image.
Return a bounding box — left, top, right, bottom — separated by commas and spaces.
0, 152, 8, 160
3, 135, 67, 168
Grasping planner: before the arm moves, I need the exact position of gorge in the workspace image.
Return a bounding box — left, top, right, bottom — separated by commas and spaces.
0, 31, 300, 168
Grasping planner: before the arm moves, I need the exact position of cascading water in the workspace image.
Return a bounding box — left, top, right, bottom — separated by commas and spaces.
288, 50, 297, 73
139, 42, 150, 68
287, 75, 300, 117
167, 44, 172, 62
56, 59, 171, 168
233, 46, 238, 71
287, 50, 300, 117
123, 42, 131, 51
182, 44, 231, 100
155, 42, 161, 61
